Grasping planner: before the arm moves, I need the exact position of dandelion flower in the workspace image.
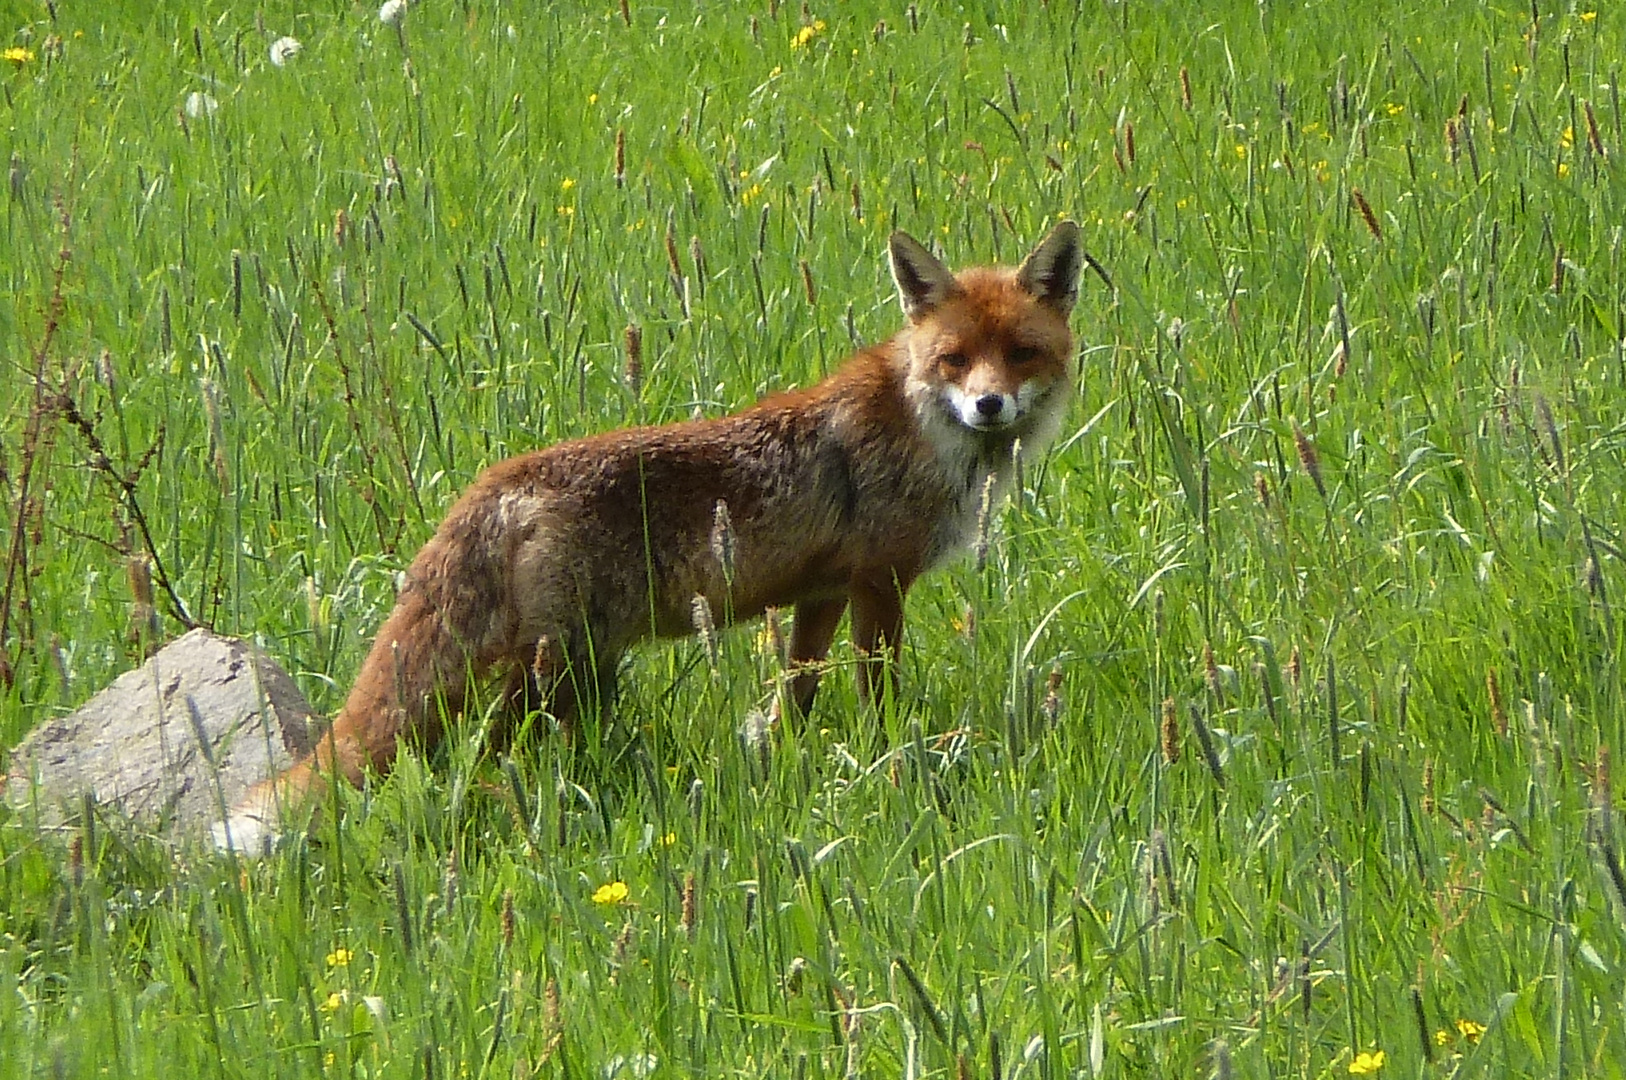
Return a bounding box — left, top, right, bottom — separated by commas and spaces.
325, 947, 354, 967
379, 0, 407, 25
592, 881, 629, 906
790, 20, 825, 50
269, 36, 302, 66
184, 91, 219, 118
1348, 1050, 1386, 1075
3, 46, 35, 65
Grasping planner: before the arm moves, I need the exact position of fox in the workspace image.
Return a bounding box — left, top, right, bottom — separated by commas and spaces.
213, 220, 1084, 852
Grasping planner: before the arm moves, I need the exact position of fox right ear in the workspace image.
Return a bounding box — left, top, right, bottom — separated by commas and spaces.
889, 231, 960, 321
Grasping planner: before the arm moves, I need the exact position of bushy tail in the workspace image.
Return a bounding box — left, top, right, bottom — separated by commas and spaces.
215, 528, 502, 852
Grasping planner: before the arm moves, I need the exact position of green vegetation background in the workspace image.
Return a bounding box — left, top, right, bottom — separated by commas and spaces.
3, 1, 1625, 1076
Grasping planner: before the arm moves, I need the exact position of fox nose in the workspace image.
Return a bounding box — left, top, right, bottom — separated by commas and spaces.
974, 394, 1005, 419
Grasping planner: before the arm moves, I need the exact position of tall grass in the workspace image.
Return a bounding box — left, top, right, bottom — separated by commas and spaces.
4, 1, 1626, 1076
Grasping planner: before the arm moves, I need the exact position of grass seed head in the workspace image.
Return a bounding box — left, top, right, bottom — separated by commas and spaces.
764, 606, 786, 670
1535, 393, 1564, 472
799, 258, 816, 305
710, 499, 736, 582
1351, 188, 1382, 240
1180, 66, 1193, 109
614, 128, 626, 187
1189, 703, 1226, 788
691, 594, 718, 671
1292, 423, 1327, 500
623, 323, 642, 397
1041, 664, 1063, 725
1422, 758, 1435, 815
664, 215, 683, 280
680, 872, 697, 934
501, 888, 515, 946
1585, 99, 1606, 156
974, 471, 996, 571
1487, 669, 1507, 736
1160, 697, 1181, 764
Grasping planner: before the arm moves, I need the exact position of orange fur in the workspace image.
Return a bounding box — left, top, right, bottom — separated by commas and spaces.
214, 222, 1084, 851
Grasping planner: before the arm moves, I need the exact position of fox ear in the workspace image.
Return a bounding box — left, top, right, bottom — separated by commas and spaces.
1016, 220, 1083, 315
889, 231, 960, 321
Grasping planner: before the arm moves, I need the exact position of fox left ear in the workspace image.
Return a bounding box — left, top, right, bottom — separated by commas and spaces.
1016, 220, 1083, 315
889, 231, 961, 322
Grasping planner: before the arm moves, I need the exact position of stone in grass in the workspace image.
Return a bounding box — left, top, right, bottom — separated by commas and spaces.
3, 628, 317, 841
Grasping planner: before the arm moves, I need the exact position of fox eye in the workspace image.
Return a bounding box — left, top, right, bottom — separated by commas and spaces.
940, 351, 970, 371
1009, 345, 1041, 366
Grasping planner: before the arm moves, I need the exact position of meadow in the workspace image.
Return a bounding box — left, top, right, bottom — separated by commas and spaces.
2, 0, 1625, 1075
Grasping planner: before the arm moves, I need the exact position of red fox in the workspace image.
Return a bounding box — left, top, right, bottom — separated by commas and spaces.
214, 221, 1083, 852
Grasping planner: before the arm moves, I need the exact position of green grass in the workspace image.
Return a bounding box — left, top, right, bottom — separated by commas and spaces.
4, 0, 1626, 1075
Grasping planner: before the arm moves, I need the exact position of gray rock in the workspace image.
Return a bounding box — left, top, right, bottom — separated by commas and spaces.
4, 628, 317, 839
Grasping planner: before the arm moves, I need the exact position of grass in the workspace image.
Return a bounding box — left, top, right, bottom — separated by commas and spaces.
3, 0, 1626, 1075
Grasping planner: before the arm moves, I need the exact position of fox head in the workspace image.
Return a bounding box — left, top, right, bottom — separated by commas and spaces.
889, 221, 1082, 454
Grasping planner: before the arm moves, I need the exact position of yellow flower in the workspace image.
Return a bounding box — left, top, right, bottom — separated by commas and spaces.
1348, 1050, 1386, 1075
1234, 144, 1248, 159
790, 20, 825, 50
587, 93, 598, 105
1385, 103, 1405, 117
3, 47, 34, 64
1581, 11, 1597, 22
740, 182, 764, 206
557, 204, 575, 216
660, 831, 677, 847
1562, 125, 1575, 148
560, 177, 576, 192
1558, 161, 1571, 178
1434, 1029, 1451, 1046
321, 991, 344, 1013
592, 881, 629, 905
326, 947, 354, 967
1455, 1018, 1486, 1042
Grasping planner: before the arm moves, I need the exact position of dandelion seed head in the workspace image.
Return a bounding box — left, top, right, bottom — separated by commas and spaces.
269, 36, 302, 66
184, 91, 219, 119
